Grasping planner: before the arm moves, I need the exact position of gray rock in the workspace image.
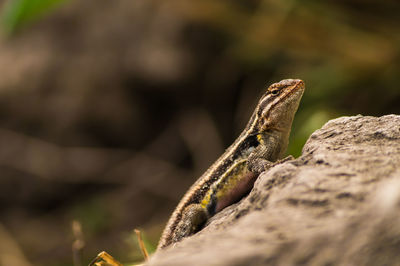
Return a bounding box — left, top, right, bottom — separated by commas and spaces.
147, 115, 400, 266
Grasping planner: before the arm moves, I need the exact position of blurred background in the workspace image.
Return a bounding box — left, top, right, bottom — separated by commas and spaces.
0, 0, 399, 265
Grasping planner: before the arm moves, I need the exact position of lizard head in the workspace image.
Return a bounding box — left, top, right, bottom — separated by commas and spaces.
249, 79, 305, 134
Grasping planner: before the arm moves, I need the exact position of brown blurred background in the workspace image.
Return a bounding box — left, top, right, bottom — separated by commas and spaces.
0, 0, 399, 265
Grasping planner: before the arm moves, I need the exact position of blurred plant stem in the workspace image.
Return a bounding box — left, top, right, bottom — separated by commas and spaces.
72, 220, 85, 266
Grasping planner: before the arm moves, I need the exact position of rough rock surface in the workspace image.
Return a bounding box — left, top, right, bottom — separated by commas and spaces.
147, 115, 400, 266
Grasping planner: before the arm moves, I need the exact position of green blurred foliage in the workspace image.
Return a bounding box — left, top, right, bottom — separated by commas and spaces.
1, 0, 68, 34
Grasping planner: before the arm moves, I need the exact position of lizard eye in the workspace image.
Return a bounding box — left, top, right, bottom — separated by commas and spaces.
270, 89, 280, 95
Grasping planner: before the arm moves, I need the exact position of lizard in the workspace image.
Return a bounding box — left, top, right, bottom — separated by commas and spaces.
157, 79, 305, 250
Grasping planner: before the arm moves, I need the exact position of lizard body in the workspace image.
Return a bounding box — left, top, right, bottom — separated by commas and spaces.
157, 79, 305, 249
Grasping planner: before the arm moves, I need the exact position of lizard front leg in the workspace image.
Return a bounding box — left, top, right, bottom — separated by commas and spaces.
247, 132, 294, 174
248, 153, 295, 174
247, 152, 273, 174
